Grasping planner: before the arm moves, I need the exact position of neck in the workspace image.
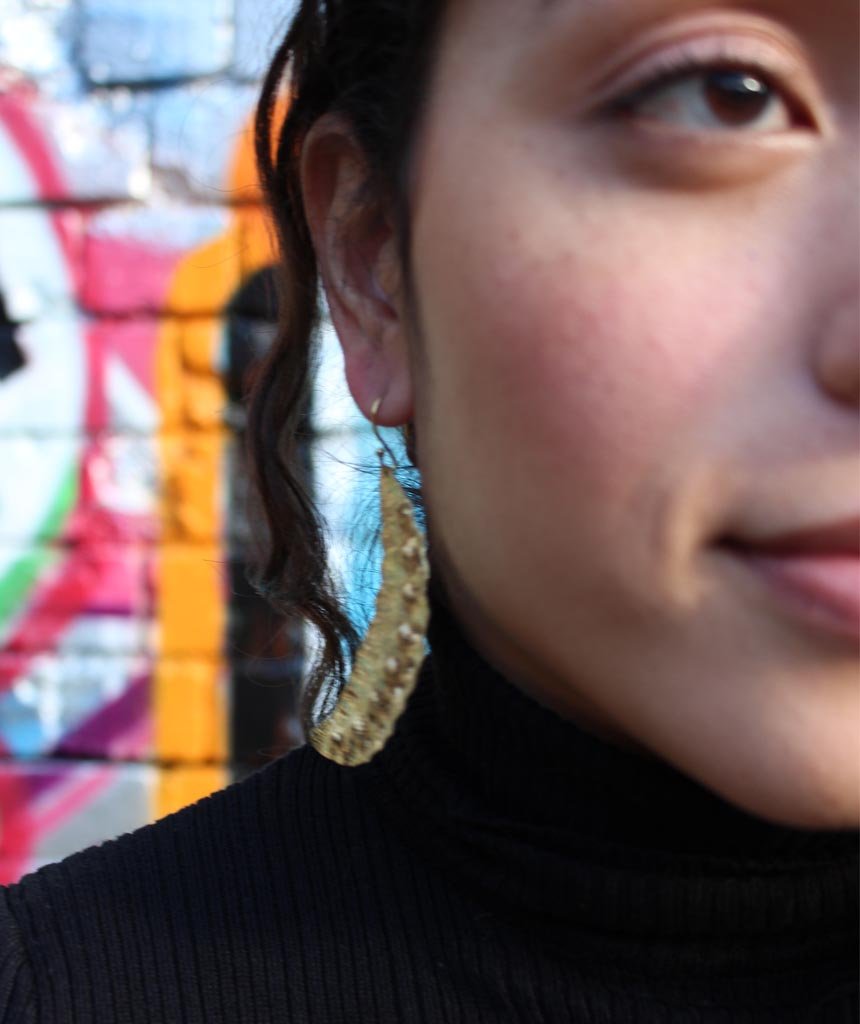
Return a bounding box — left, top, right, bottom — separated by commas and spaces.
353, 577, 859, 977
425, 567, 651, 756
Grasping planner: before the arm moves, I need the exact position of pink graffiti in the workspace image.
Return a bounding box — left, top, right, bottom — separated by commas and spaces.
0, 84, 184, 881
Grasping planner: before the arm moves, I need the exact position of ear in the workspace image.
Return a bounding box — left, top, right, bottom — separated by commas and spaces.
300, 113, 413, 427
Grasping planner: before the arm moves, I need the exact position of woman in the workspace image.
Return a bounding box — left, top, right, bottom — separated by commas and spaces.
2, 0, 858, 1020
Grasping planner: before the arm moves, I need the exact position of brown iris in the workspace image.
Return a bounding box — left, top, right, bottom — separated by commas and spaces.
703, 71, 771, 127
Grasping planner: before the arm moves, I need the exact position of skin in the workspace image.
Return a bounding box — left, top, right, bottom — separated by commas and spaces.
301, 0, 859, 829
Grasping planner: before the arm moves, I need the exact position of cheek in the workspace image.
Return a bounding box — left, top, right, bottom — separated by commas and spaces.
414, 195, 729, 526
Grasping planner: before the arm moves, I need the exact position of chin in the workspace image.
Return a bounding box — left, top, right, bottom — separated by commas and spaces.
720, 769, 860, 832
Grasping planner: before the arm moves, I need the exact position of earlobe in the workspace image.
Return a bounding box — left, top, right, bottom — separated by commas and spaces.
300, 114, 414, 429
342, 340, 413, 427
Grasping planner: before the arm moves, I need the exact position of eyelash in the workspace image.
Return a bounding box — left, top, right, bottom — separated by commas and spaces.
605, 45, 810, 128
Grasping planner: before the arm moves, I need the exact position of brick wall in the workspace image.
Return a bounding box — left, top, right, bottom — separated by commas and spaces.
0, 0, 386, 883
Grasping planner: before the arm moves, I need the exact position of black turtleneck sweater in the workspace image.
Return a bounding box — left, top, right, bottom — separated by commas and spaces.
1, 589, 857, 1022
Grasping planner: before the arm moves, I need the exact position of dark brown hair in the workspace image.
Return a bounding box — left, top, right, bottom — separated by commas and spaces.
246, 1, 447, 733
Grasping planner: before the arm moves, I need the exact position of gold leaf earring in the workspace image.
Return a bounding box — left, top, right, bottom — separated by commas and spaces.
307, 397, 430, 766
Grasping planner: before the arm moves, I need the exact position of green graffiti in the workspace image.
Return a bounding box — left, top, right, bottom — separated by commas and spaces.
0, 463, 79, 636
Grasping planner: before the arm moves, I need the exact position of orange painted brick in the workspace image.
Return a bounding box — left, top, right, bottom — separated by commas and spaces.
155, 765, 228, 822
154, 658, 227, 763
156, 544, 225, 656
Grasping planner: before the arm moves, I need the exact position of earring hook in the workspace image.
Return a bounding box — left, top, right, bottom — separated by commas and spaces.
370, 397, 399, 468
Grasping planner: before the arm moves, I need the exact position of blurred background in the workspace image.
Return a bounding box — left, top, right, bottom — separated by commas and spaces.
0, 0, 391, 884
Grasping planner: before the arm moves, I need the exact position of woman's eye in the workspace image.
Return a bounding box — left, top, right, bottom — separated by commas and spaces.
612, 64, 800, 134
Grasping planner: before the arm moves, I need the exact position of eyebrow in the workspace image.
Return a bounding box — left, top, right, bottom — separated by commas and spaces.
535, 0, 618, 22
539, 0, 809, 11
539, 0, 591, 10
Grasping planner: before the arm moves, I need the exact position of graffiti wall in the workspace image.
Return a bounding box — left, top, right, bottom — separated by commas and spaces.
0, 0, 384, 884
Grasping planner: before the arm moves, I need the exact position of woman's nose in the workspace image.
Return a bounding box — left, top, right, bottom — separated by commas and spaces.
811, 291, 860, 408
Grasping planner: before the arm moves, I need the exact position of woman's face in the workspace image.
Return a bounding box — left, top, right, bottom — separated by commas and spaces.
399, 0, 859, 829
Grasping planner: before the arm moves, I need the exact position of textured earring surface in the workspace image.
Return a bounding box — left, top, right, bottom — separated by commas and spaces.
307, 460, 429, 766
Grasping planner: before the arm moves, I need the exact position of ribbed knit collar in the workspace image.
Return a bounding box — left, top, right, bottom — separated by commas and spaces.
356, 577, 859, 985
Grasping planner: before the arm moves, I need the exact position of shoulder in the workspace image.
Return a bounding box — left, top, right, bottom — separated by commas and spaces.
0, 886, 37, 1023
0, 744, 354, 1024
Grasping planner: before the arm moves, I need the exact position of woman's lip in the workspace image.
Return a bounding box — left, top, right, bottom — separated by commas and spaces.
720, 543, 860, 641
725, 516, 860, 556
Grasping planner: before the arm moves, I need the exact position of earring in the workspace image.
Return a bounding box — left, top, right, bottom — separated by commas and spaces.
307, 397, 429, 766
